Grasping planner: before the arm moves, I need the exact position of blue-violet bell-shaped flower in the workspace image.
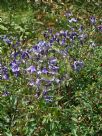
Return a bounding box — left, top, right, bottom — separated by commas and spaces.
26, 65, 36, 73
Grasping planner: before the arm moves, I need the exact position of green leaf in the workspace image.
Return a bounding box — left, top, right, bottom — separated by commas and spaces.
5, 132, 12, 136
0, 24, 8, 31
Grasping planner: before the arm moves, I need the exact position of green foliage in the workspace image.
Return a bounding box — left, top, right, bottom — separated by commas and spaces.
0, 1, 102, 136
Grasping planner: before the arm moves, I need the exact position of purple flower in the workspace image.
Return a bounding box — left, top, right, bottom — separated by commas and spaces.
36, 78, 40, 85
3, 37, 12, 45
21, 51, 29, 59
48, 28, 53, 34
2, 66, 9, 80
97, 25, 102, 32
78, 25, 83, 32
78, 33, 87, 41
56, 38, 60, 43
55, 32, 60, 36
44, 96, 53, 102
3, 73, 9, 80
14, 51, 20, 58
32, 45, 38, 51
14, 71, 20, 77
90, 16, 96, 25
60, 38, 66, 45
70, 32, 77, 40
28, 80, 35, 86
60, 30, 65, 36
26, 65, 36, 73
2, 91, 10, 97
49, 65, 59, 72
73, 60, 84, 71
50, 38, 55, 43
43, 89, 48, 96
65, 11, 72, 18
69, 18, 77, 23
12, 41, 20, 48
41, 78, 52, 85
11, 51, 21, 59
64, 30, 68, 37
49, 58, 57, 65
42, 68, 48, 74
43, 32, 49, 39
38, 41, 46, 47
10, 61, 20, 73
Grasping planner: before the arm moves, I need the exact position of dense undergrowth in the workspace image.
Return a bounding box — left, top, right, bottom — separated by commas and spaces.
0, 1, 102, 136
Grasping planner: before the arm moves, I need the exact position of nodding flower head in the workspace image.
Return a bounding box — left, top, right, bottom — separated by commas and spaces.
3, 73, 9, 80
10, 61, 20, 73
42, 68, 48, 74
26, 65, 36, 73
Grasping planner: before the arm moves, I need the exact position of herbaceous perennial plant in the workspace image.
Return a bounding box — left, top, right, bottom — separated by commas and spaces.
0, 11, 102, 135
0, 12, 101, 100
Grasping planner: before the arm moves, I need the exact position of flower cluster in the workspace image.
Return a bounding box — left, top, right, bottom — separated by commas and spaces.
1, 12, 99, 102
